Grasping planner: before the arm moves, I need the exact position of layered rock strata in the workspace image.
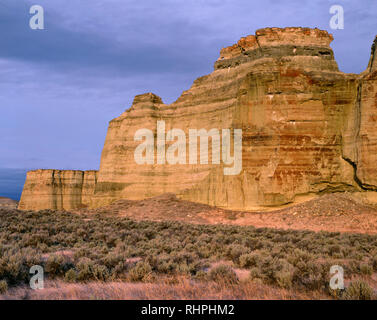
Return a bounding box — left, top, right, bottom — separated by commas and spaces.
19, 27, 377, 211
18, 170, 97, 210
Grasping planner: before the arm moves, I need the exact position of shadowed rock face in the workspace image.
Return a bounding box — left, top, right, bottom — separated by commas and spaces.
18, 28, 377, 211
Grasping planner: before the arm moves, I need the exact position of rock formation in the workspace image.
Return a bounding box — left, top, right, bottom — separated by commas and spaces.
19, 170, 97, 210
0, 197, 18, 209
19, 27, 377, 211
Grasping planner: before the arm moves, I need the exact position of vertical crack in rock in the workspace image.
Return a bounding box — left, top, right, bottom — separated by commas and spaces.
80, 172, 84, 207
342, 82, 377, 191
51, 170, 56, 210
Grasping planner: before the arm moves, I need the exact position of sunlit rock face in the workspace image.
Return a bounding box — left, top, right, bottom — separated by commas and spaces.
18, 170, 97, 211
18, 28, 377, 211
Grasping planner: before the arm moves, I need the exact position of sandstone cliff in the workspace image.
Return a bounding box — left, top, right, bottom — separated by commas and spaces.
18, 170, 97, 210
18, 27, 377, 211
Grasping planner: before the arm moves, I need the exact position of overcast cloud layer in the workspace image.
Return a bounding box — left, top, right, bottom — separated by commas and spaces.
0, 0, 376, 174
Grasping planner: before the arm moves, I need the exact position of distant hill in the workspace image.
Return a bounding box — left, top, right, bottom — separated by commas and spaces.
0, 196, 18, 209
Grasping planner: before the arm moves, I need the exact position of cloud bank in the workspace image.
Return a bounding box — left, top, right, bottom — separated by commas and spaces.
0, 0, 376, 171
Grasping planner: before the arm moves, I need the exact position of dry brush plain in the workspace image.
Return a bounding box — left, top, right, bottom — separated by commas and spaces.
1, 193, 377, 300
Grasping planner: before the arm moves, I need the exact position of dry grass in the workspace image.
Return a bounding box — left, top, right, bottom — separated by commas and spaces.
2, 205, 377, 299
0, 278, 328, 300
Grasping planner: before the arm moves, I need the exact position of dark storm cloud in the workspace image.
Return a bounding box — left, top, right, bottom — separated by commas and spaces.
0, 0, 216, 76
1, 0, 376, 79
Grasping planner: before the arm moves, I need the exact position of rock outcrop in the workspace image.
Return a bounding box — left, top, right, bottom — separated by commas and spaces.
0, 197, 18, 209
18, 170, 97, 210
19, 27, 377, 211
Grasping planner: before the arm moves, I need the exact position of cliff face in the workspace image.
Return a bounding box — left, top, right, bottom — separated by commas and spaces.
18, 170, 97, 210
18, 28, 377, 211
346, 36, 377, 189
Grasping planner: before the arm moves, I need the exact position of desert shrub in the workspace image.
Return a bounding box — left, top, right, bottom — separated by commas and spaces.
92, 264, 110, 281
2, 208, 377, 297
45, 255, 65, 277
271, 259, 295, 289
172, 251, 198, 265
292, 261, 329, 290
328, 286, 344, 299
350, 252, 364, 261
0, 252, 30, 285
328, 244, 341, 256
64, 269, 77, 283
275, 270, 293, 289
371, 257, 377, 273
0, 280, 8, 294
249, 267, 263, 280
345, 260, 360, 274
76, 257, 95, 281
225, 244, 250, 265
101, 252, 127, 269
74, 248, 91, 261
145, 255, 159, 269
359, 263, 373, 276
128, 261, 152, 282
343, 280, 374, 300
196, 245, 212, 259
287, 248, 314, 265
176, 263, 191, 274
208, 265, 238, 284
187, 260, 206, 275
192, 270, 207, 281
154, 256, 177, 274
239, 252, 263, 268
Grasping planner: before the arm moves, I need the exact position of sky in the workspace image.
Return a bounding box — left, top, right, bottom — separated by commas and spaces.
0, 0, 376, 199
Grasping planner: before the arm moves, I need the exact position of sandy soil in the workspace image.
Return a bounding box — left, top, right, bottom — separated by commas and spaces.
76, 193, 377, 235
